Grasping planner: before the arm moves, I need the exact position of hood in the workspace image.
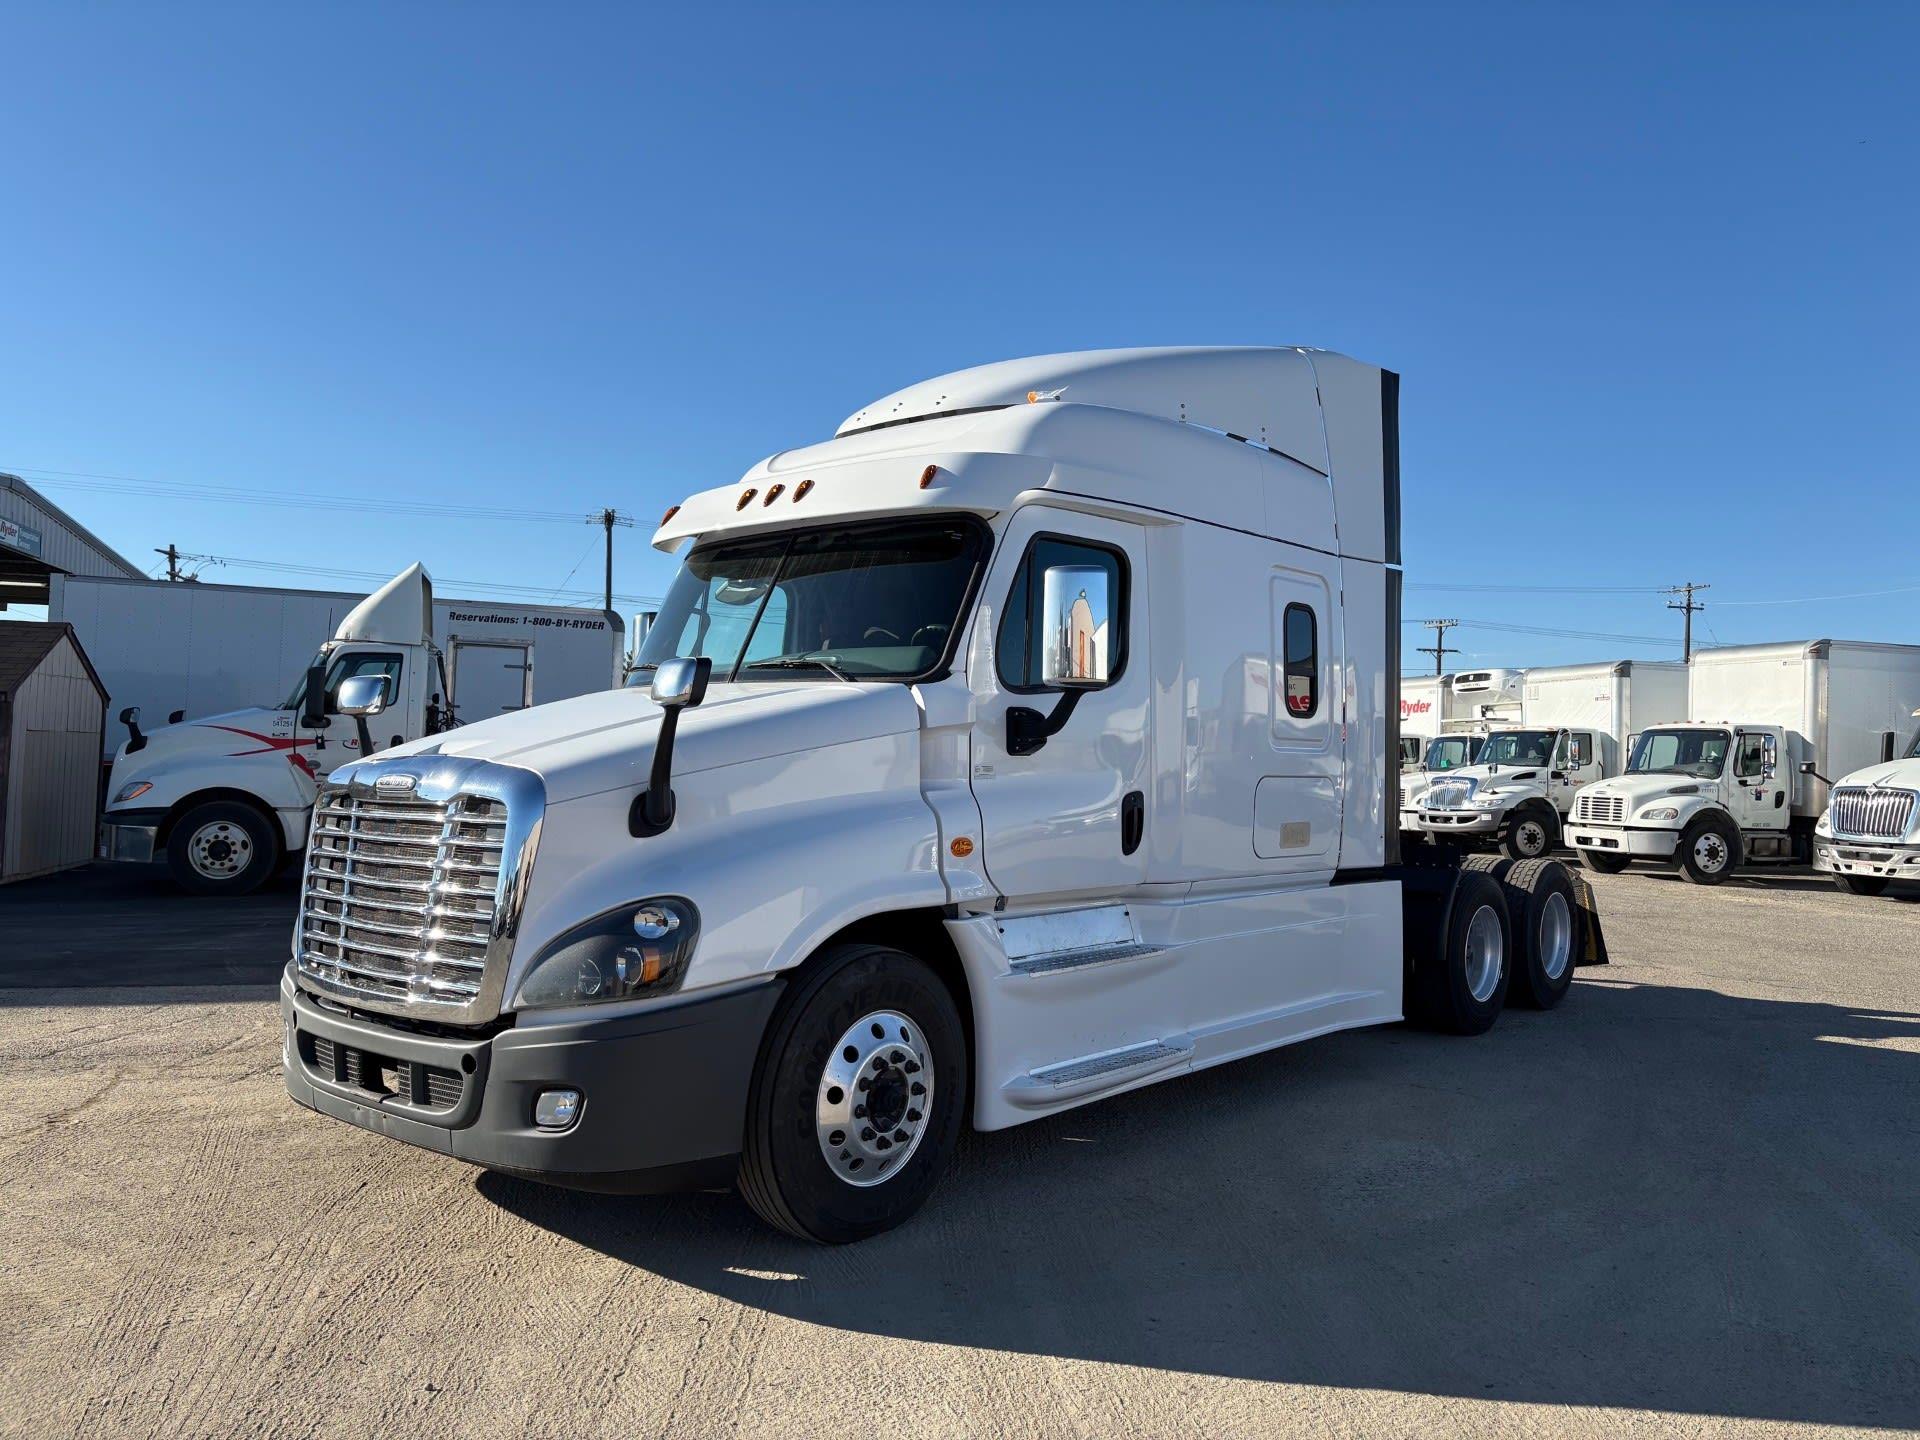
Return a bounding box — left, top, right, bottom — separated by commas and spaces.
1429, 764, 1543, 790
116, 706, 312, 769
372, 681, 922, 804
1583, 772, 1707, 803
1832, 758, 1920, 791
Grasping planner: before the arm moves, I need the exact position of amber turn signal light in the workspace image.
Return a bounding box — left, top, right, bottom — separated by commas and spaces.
949, 836, 975, 858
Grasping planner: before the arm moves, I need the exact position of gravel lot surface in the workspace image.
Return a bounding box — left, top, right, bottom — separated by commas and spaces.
3, 864, 1917, 1438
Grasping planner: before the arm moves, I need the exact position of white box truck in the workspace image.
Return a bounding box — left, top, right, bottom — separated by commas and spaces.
277, 346, 1608, 1242
1568, 640, 1920, 884
1812, 706, 1920, 896
77, 565, 623, 893
1409, 660, 1688, 859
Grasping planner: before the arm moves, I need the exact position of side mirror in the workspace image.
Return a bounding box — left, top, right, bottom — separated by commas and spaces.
119, 705, 139, 726
1798, 760, 1816, 776
650, 655, 712, 710
119, 705, 146, 752
300, 665, 328, 728
1039, 564, 1112, 689
335, 674, 390, 717
632, 656, 714, 837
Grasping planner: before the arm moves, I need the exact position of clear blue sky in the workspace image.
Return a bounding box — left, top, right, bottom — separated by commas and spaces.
3, 4, 1915, 667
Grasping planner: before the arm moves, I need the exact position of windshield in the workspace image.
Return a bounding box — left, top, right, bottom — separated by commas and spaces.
1475, 730, 1556, 768
1629, 728, 1730, 778
1424, 735, 1476, 771
1906, 722, 1920, 760
631, 517, 988, 682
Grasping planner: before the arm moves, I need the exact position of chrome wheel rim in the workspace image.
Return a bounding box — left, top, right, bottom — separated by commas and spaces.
1464, 904, 1504, 1003
187, 820, 253, 880
1538, 891, 1572, 981
816, 1010, 932, 1188
1692, 833, 1729, 874
1514, 820, 1547, 856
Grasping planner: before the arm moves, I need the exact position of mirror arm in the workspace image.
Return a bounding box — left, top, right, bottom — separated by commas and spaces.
629, 708, 685, 837
1007, 688, 1086, 757
352, 715, 376, 757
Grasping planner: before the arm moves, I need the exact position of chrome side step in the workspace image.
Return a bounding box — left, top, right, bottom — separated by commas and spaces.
1003, 1035, 1193, 1109
1007, 941, 1160, 977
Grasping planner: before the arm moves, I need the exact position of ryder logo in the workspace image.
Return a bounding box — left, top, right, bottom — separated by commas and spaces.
1400, 699, 1433, 718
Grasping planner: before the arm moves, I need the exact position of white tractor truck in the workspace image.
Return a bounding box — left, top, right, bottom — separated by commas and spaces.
96, 565, 623, 894
1813, 707, 1920, 896
277, 346, 1607, 1243
1408, 660, 1688, 859
1568, 640, 1920, 885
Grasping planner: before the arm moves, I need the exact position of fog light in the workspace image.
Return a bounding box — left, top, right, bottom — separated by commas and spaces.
534, 1089, 581, 1130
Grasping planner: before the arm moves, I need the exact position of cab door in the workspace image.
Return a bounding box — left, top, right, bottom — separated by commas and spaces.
1550, 730, 1601, 815
1730, 729, 1784, 830
966, 507, 1151, 906
314, 648, 405, 775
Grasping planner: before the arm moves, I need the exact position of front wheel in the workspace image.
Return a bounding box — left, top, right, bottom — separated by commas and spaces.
1678, 815, 1741, 885
739, 943, 968, 1243
165, 801, 281, 895
1501, 804, 1559, 860
1834, 873, 1891, 897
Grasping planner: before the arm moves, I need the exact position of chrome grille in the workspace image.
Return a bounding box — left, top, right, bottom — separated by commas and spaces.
1426, 781, 1473, 810
1576, 793, 1624, 824
1829, 787, 1917, 841
298, 790, 508, 1012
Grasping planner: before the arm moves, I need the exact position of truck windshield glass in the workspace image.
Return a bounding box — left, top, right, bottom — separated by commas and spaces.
1476, 730, 1556, 767
1424, 736, 1476, 771
1629, 728, 1730, 778
631, 518, 987, 682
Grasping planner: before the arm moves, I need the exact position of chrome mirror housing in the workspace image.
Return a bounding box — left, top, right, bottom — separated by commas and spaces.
650, 656, 712, 710
335, 674, 390, 717
1040, 564, 1111, 689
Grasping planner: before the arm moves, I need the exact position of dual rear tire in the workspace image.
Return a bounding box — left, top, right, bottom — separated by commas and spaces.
1415, 857, 1583, 1032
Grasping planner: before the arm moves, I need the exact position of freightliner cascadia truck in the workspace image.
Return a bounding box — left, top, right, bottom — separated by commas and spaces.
280, 347, 1605, 1241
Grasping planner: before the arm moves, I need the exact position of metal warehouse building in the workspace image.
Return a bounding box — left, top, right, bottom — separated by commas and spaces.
1, 472, 144, 609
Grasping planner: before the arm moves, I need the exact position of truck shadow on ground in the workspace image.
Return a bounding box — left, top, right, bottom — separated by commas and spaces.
1619, 866, 1920, 899
483, 977, 1920, 1429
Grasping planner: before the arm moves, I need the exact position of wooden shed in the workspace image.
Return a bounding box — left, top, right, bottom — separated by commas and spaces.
0, 621, 109, 883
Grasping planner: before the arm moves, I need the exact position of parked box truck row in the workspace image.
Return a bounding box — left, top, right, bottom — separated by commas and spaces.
74, 566, 623, 892
1568, 640, 1920, 885
276, 346, 1605, 1242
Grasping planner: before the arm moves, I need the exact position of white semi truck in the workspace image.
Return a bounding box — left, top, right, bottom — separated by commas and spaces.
277, 346, 1606, 1242
1813, 707, 1920, 896
1408, 660, 1688, 859
1568, 640, 1920, 884
91, 565, 623, 893
1395, 668, 1522, 812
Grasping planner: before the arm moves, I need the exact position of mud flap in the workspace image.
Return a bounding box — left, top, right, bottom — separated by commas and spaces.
1566, 868, 1611, 966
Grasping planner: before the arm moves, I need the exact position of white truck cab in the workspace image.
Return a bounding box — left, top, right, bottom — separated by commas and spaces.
1568, 640, 1920, 884
98, 565, 620, 894
279, 347, 1605, 1242
1812, 709, 1920, 896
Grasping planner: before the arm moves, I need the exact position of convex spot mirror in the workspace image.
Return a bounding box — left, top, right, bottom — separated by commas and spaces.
650, 655, 712, 710
335, 674, 391, 717
1039, 564, 1112, 689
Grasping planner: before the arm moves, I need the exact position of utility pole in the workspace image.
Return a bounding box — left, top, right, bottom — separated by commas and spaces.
1665, 582, 1709, 662
155, 543, 182, 581
1416, 618, 1459, 676
588, 509, 636, 613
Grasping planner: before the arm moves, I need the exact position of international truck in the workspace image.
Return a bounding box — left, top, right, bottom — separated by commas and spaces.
1407, 660, 1687, 859
87, 565, 622, 893
1394, 669, 1521, 813
278, 346, 1605, 1243
1568, 640, 1920, 884
1813, 707, 1920, 896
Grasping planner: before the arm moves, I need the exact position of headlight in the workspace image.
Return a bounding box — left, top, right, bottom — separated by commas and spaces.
514, 897, 700, 1009
113, 780, 153, 804
1642, 806, 1680, 821
1473, 792, 1510, 809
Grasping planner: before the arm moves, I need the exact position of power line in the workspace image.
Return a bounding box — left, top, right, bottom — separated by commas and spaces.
1405, 618, 1681, 647
181, 552, 663, 609
1415, 618, 1459, 676
1665, 582, 1709, 662
589, 509, 637, 612
1714, 580, 1920, 606
1405, 581, 1667, 594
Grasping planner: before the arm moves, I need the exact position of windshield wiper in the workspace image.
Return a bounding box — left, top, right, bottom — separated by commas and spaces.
742, 653, 856, 684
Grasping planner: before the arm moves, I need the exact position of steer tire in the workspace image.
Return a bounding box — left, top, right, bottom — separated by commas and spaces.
1411, 871, 1512, 1036
165, 800, 281, 895
1497, 859, 1581, 1010
1501, 803, 1559, 860
1834, 873, 1891, 897
1579, 848, 1632, 875
1677, 814, 1742, 885
738, 943, 968, 1244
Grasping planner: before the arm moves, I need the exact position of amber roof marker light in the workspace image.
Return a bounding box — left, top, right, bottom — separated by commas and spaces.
919, 465, 940, 489
736, 488, 757, 510
659, 504, 680, 527
793, 479, 814, 501
763, 483, 785, 505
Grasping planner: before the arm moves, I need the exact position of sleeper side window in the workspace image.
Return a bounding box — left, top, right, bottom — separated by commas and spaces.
1282, 603, 1318, 719
996, 536, 1127, 691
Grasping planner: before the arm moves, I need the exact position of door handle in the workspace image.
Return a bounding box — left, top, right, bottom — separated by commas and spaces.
1121, 790, 1144, 856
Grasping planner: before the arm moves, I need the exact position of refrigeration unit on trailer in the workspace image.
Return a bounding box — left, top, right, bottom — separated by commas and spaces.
278, 346, 1607, 1243
1408, 660, 1687, 859
88, 565, 622, 893
1398, 673, 1453, 769
1567, 640, 1920, 884
1814, 705, 1920, 896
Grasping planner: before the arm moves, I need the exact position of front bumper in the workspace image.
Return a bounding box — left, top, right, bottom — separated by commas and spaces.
1813, 836, 1920, 880
1566, 824, 1678, 859
1413, 808, 1502, 836
98, 807, 167, 863
281, 965, 785, 1193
